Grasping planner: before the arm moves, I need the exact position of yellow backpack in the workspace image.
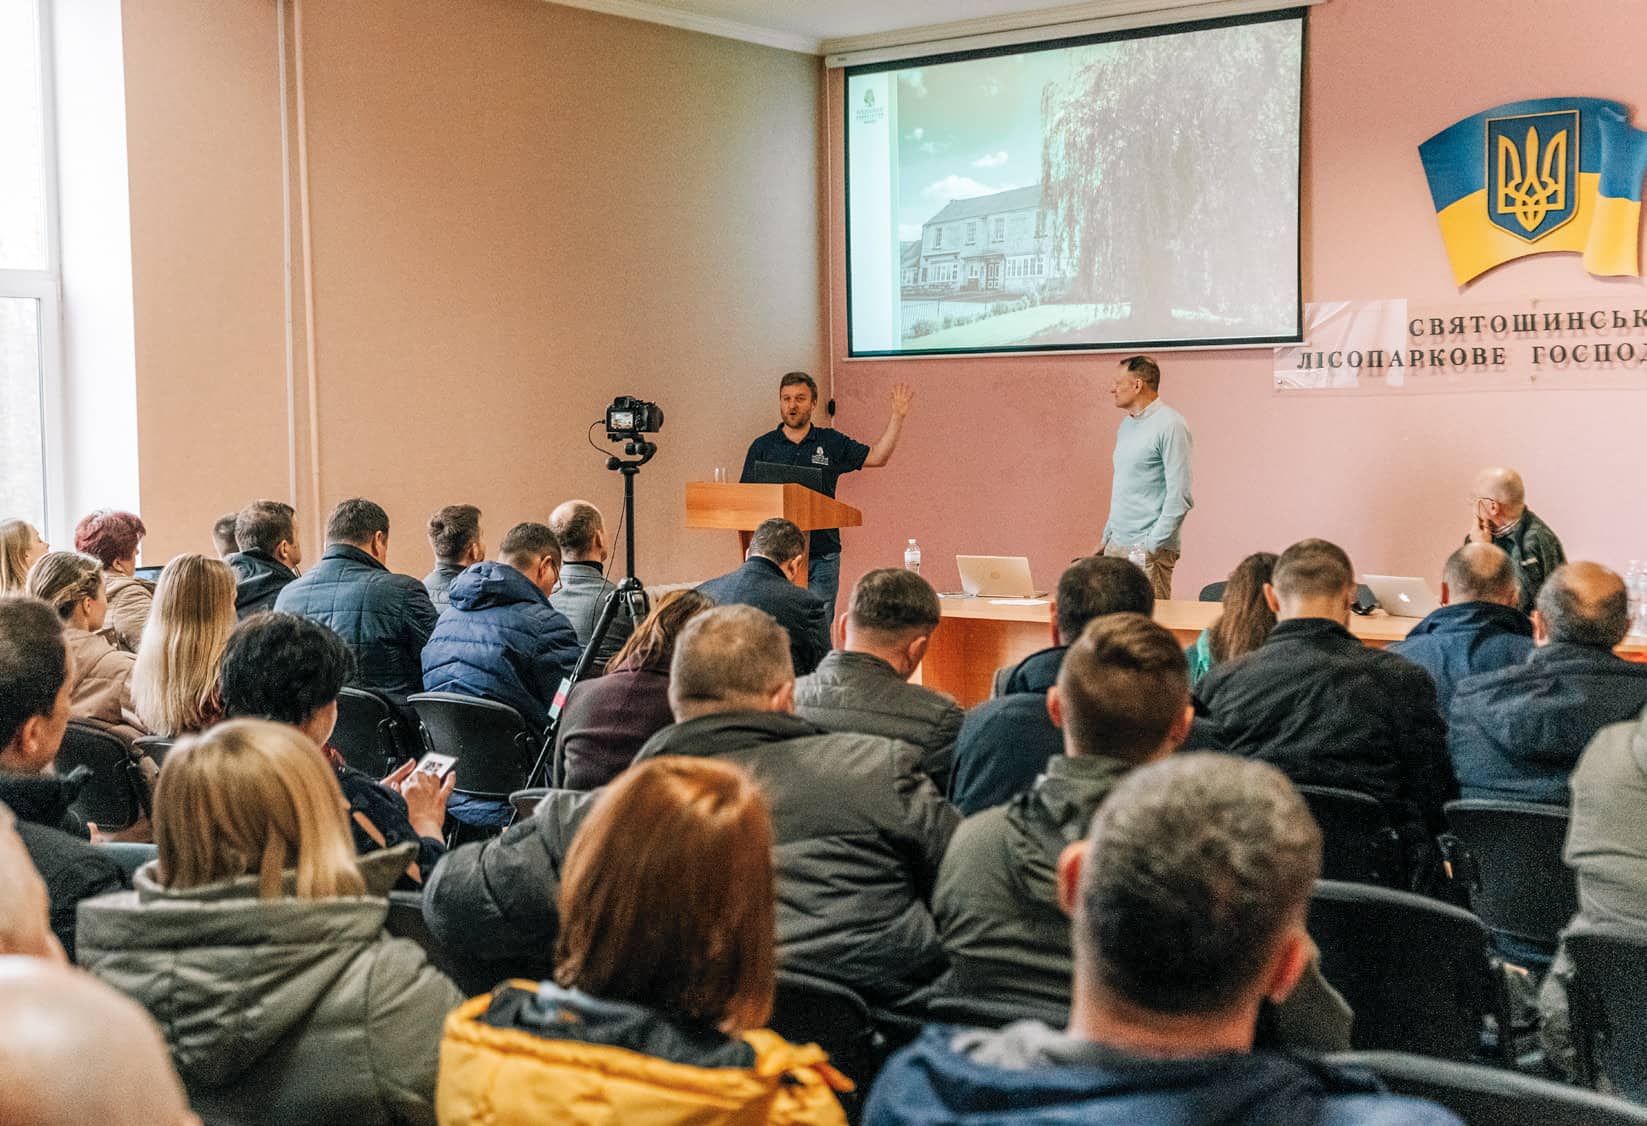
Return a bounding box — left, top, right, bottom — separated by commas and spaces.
437, 987, 852, 1126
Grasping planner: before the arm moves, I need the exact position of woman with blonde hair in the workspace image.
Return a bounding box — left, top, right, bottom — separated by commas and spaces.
77, 719, 462, 1125
0, 519, 48, 594
131, 553, 236, 737
25, 551, 147, 737
439, 756, 849, 1125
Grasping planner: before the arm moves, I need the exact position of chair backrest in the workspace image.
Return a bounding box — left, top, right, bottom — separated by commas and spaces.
1198, 580, 1227, 602
923, 992, 1067, 1030
1443, 799, 1577, 949
99, 842, 157, 881
55, 721, 143, 830
1565, 920, 1647, 1102
383, 890, 551, 998
408, 692, 534, 798
131, 735, 175, 767
333, 686, 408, 777
1328, 1049, 1647, 1125
770, 970, 880, 1109
1297, 785, 1406, 887
509, 788, 548, 822
1308, 879, 1503, 1061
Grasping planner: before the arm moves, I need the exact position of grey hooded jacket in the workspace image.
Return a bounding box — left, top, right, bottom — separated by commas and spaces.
76, 846, 462, 1126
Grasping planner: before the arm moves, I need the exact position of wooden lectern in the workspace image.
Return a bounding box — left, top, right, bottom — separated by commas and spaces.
685, 482, 862, 588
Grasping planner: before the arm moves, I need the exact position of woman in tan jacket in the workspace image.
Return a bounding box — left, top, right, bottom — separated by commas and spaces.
73, 509, 154, 651
26, 552, 147, 738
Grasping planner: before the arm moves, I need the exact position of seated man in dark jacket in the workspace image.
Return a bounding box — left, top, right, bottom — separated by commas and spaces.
0, 597, 124, 959
424, 604, 960, 1005
1448, 562, 1647, 805
1195, 539, 1450, 836
421, 522, 581, 734
423, 503, 485, 609
867, 754, 1458, 1126
794, 567, 962, 787
948, 556, 1154, 814
225, 499, 302, 618
220, 611, 451, 888
696, 518, 829, 675
275, 497, 438, 702
1388, 542, 1533, 712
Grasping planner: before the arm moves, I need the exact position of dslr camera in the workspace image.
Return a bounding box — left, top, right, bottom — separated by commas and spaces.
605, 396, 664, 440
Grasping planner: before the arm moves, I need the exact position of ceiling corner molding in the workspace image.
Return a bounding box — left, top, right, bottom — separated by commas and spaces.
821, 0, 1320, 66
542, 0, 821, 55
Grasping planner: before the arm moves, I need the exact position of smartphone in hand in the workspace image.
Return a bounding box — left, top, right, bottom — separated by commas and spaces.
414, 751, 457, 780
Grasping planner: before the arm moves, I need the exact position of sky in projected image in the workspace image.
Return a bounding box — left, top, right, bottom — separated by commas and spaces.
846, 16, 1303, 355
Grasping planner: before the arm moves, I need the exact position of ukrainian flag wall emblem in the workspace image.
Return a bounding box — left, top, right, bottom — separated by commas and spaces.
1419, 98, 1647, 285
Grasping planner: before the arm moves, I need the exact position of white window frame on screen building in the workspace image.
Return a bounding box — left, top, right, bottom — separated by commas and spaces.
0, 0, 66, 536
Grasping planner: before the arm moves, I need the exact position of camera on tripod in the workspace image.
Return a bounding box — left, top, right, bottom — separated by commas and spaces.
605, 396, 664, 440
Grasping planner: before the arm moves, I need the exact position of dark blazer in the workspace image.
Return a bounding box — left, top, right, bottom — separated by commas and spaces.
695, 556, 830, 675
948, 646, 1065, 815
226, 549, 299, 619
275, 544, 439, 700
1448, 643, 1647, 804
1195, 617, 1451, 828
1387, 600, 1534, 714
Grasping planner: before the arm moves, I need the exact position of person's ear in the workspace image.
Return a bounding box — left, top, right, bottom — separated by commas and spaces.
1263, 928, 1312, 1006
1439, 580, 1451, 607
1056, 841, 1087, 918
905, 633, 931, 672
1263, 583, 1280, 614
1046, 685, 1064, 730
372, 530, 389, 561
771, 679, 796, 713
1047, 598, 1061, 646
831, 610, 848, 650
1163, 702, 1193, 753
1, 715, 46, 771
1531, 609, 1549, 643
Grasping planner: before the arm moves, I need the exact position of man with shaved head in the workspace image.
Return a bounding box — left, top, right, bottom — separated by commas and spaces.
1466, 466, 1565, 613
1389, 543, 1533, 712
1449, 562, 1647, 807
547, 499, 630, 666
0, 957, 198, 1126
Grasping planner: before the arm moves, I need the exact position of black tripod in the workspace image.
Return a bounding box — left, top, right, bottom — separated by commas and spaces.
527, 437, 655, 789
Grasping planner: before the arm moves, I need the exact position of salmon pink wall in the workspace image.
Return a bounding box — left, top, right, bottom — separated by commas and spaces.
828, 0, 1647, 600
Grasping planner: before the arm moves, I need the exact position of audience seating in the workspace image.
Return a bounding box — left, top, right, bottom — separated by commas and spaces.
769, 971, 880, 1123
131, 735, 174, 768
1328, 1050, 1647, 1125
333, 686, 412, 776
408, 693, 535, 801
1308, 880, 1506, 1062
1198, 581, 1227, 602
508, 788, 547, 822
1442, 800, 1577, 958
100, 842, 157, 880
1566, 920, 1647, 1102
1296, 785, 1406, 888
55, 721, 149, 831
383, 890, 550, 999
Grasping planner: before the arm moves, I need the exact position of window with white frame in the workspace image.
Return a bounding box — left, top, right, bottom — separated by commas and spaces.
0, 0, 58, 532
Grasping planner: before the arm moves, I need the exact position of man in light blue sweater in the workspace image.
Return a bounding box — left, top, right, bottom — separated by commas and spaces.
1098, 355, 1194, 598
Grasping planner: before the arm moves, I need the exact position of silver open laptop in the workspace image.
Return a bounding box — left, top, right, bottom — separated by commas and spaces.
1360, 574, 1441, 619
957, 555, 1039, 598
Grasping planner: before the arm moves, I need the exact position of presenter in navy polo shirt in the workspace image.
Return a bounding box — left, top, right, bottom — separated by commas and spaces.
740, 371, 914, 622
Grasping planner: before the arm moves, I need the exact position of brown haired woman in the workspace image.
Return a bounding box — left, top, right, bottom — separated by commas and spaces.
26, 551, 147, 738
1187, 552, 1279, 687
438, 756, 849, 1125
555, 588, 715, 789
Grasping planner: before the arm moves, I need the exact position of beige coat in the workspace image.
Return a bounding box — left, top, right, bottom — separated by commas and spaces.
103, 572, 154, 652
63, 626, 147, 739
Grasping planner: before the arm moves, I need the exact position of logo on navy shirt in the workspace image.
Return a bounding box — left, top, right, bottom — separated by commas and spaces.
812, 447, 829, 466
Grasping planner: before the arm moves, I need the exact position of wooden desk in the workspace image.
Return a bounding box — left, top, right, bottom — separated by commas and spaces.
920, 598, 1415, 709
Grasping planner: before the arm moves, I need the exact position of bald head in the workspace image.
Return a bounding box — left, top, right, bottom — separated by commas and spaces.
1443, 543, 1519, 608
1473, 466, 1526, 513
548, 499, 606, 562
668, 604, 794, 721
0, 958, 197, 1126
1535, 562, 1629, 649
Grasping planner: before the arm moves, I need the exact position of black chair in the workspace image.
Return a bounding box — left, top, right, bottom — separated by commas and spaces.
131, 735, 175, 768
333, 686, 411, 777
1566, 920, 1647, 1101
1308, 879, 1507, 1062
383, 890, 550, 999
770, 971, 880, 1121
1442, 800, 1577, 957
99, 842, 157, 881
408, 693, 535, 800
1198, 580, 1227, 602
55, 720, 147, 831
1328, 1050, 1647, 1125
1296, 784, 1406, 888
923, 992, 1067, 1029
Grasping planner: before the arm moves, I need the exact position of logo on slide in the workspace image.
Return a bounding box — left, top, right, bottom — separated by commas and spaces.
864, 89, 875, 108
1487, 110, 1577, 242
1418, 97, 1647, 284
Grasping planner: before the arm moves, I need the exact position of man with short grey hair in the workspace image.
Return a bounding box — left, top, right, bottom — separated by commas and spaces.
696, 517, 830, 675
866, 754, 1459, 1125
547, 499, 630, 667
794, 568, 962, 785
1466, 465, 1565, 613
1449, 561, 1647, 806
1389, 543, 1532, 712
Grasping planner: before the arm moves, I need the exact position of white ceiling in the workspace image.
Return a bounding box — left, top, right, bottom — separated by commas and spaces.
547, 0, 1219, 55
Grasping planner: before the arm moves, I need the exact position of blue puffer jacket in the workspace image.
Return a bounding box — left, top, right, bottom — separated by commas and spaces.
420, 562, 582, 733
274, 544, 438, 700
1448, 642, 1647, 804
1387, 601, 1533, 714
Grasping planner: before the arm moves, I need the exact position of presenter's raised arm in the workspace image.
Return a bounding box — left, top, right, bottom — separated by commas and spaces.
864, 382, 915, 468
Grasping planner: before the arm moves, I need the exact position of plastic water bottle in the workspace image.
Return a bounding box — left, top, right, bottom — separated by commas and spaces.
1127, 543, 1147, 569
1629, 561, 1647, 637
904, 538, 922, 573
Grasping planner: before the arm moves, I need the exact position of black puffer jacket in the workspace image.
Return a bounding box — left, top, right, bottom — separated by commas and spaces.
0, 769, 123, 960
423, 711, 960, 1003
794, 650, 963, 786
226, 549, 298, 618
275, 544, 438, 700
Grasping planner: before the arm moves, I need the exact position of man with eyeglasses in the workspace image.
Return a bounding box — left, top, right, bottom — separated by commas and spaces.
1465, 466, 1565, 614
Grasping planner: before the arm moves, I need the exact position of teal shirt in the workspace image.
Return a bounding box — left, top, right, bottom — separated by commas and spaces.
1102, 398, 1194, 552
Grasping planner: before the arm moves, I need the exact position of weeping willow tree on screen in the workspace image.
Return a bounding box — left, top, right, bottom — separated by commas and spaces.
1038, 25, 1299, 336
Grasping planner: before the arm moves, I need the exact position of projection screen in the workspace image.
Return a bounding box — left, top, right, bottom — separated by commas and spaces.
844, 9, 1305, 357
